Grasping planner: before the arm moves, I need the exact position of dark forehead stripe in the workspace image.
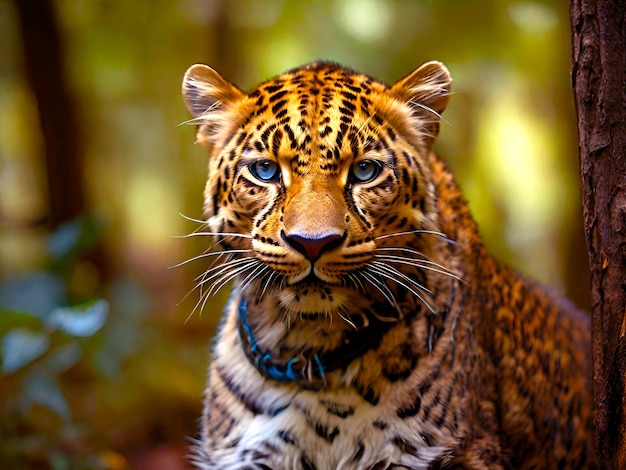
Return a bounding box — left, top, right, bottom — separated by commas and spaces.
246, 62, 386, 175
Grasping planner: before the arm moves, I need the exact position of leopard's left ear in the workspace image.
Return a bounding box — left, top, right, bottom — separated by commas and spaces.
390, 61, 452, 144
182, 64, 247, 147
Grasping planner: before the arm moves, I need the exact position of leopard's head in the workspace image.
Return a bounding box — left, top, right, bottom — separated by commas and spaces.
182, 61, 452, 321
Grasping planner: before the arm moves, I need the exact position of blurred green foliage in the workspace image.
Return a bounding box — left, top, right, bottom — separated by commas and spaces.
0, 218, 110, 467
0, 0, 588, 468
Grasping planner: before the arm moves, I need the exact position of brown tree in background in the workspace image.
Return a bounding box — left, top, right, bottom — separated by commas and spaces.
570, 0, 626, 467
14, 0, 85, 228
14, 0, 111, 282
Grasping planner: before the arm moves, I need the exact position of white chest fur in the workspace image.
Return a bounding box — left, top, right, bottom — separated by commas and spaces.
199, 302, 456, 469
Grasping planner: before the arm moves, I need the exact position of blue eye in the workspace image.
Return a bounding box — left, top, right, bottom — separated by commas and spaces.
250, 160, 280, 182
351, 160, 381, 183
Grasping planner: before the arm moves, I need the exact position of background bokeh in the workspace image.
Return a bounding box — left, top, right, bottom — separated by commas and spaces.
0, 0, 589, 468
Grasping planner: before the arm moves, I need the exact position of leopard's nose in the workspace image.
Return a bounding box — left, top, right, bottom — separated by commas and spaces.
281, 231, 344, 262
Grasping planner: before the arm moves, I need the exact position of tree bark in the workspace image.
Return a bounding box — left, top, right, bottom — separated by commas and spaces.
570, 0, 626, 468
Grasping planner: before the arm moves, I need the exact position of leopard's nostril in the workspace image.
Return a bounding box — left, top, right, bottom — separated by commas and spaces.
281, 231, 344, 262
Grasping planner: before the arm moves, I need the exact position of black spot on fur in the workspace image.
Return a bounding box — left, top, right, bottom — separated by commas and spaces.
264, 84, 283, 93
320, 125, 332, 138
268, 89, 288, 102
352, 442, 365, 462
397, 395, 422, 419
320, 399, 355, 418
271, 99, 288, 114
278, 429, 297, 446
314, 422, 340, 442
393, 436, 420, 457
301, 455, 317, 470
373, 420, 387, 430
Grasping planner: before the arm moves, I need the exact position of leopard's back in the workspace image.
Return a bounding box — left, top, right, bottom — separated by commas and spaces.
429, 155, 593, 467
182, 61, 594, 469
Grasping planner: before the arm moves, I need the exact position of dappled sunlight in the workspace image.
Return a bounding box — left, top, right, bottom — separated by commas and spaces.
126, 172, 179, 258
466, 71, 572, 284
480, 79, 563, 238
480, 86, 564, 281
508, 2, 558, 35
336, 0, 392, 43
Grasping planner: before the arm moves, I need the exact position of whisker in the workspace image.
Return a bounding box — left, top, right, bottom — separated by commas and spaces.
194, 254, 246, 281
180, 282, 206, 312
170, 249, 253, 269
173, 232, 253, 239
409, 100, 452, 127
183, 257, 254, 322
199, 257, 256, 286
337, 309, 358, 330
354, 115, 374, 144
374, 247, 465, 284
375, 246, 455, 270
206, 237, 230, 254
197, 287, 214, 317
193, 256, 250, 283
346, 272, 365, 292
369, 266, 435, 315
192, 252, 232, 282
374, 254, 463, 282
196, 258, 246, 314
237, 263, 270, 296
207, 260, 260, 297
177, 212, 209, 225
369, 262, 436, 314
358, 271, 403, 318
375, 245, 428, 256
259, 270, 279, 299
179, 254, 231, 307
184, 295, 204, 325
186, 279, 213, 324
371, 260, 433, 295
374, 229, 454, 243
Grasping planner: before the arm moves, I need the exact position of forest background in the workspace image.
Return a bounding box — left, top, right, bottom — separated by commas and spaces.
0, 0, 589, 468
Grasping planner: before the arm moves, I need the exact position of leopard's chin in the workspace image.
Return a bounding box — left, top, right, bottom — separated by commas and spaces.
275, 281, 361, 317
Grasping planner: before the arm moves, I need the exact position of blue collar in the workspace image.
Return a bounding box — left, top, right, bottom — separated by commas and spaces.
236, 298, 398, 389
237, 300, 325, 387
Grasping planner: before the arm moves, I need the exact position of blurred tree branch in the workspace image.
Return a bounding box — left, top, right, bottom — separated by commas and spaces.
570, 0, 626, 467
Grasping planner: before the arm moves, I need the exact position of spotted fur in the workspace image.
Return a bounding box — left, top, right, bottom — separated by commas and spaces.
182, 61, 595, 469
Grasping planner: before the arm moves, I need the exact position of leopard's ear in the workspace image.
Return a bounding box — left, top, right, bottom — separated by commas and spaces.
182, 64, 247, 146
390, 61, 452, 144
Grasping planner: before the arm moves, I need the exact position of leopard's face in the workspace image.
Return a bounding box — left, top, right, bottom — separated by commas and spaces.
183, 62, 451, 318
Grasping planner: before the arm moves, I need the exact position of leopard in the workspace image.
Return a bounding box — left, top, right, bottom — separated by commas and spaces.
181, 60, 595, 469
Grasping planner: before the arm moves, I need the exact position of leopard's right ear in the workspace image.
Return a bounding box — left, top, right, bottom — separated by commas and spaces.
182, 64, 247, 146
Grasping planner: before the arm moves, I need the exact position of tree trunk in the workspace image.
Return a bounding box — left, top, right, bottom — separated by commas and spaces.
570, 0, 626, 468
14, 0, 85, 229
14, 0, 111, 283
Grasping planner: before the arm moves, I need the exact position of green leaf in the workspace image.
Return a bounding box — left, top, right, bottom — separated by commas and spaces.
1, 329, 50, 374
47, 299, 109, 337
0, 310, 44, 337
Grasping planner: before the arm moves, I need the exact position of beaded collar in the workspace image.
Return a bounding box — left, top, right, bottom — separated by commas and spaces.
236, 299, 398, 390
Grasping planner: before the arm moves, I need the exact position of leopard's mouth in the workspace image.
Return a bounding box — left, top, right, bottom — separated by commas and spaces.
275, 277, 360, 317
292, 271, 314, 284
293, 271, 332, 286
